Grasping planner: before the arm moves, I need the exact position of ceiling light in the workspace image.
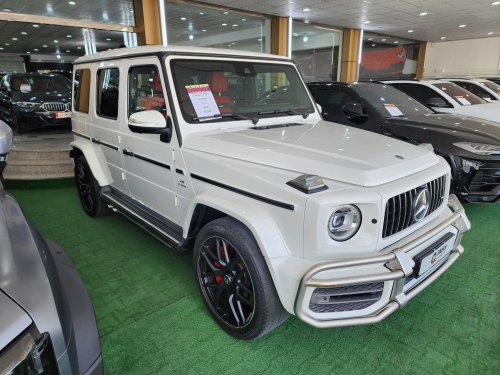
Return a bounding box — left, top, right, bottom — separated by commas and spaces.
303, 36, 308, 42
5, 43, 9, 46
33, 24, 39, 27
232, 24, 238, 26
408, 30, 413, 32
66, 50, 70, 52
54, 40, 58, 43
21, 32, 27, 35
199, 12, 204, 15
0, 48, 3, 50
364, 20, 370, 24
26, 52, 30, 54
67, 35, 72, 38
488, 32, 494, 34
202, 29, 207, 31
394, 41, 399, 43
223, 11, 229, 14
231, 42, 235, 44
34, 48, 38, 51
459, 24, 466, 28
180, 17, 186, 20
106, 38, 111, 41
57, 55, 61, 58
419, 12, 427, 16
440, 37, 446, 39
12, 38, 17, 40
228, 44, 231, 46
121, 28, 128, 31
77, 46, 81, 49
492, 1, 500, 4
381, 38, 386, 41
2, 8, 11, 11
304, 19, 310, 23
303, 8, 310, 12
222, 23, 227, 26
68, 2, 76, 4
43, 44, 47, 47
189, 34, 193, 40
258, 38, 262, 41
242, 18, 246, 21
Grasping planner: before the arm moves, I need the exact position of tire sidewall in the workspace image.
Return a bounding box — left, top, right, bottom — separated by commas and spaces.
74, 156, 101, 217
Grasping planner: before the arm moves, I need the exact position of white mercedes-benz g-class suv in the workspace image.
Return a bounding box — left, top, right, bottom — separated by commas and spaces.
70, 46, 470, 340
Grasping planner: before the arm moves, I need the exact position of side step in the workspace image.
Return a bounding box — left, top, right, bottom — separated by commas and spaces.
101, 187, 184, 247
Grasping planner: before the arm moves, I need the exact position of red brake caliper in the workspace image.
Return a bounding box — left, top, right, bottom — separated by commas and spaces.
214, 244, 227, 284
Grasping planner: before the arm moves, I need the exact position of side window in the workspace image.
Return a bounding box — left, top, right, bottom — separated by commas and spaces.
315, 90, 361, 117
96, 68, 120, 119
129, 65, 166, 117
73, 69, 91, 113
397, 83, 446, 105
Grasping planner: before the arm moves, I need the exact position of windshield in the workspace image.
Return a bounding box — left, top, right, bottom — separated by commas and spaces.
170, 59, 314, 123
479, 80, 500, 95
11, 74, 71, 91
352, 83, 434, 117
432, 82, 486, 105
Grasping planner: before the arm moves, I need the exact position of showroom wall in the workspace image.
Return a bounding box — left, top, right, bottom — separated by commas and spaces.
424, 36, 500, 77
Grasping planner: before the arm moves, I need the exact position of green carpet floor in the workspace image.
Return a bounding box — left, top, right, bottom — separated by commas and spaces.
7, 186, 500, 375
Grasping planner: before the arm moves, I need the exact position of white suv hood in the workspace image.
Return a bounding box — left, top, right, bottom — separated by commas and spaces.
184, 120, 439, 187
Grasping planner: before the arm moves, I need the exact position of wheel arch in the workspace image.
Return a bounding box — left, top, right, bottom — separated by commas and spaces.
70, 139, 113, 186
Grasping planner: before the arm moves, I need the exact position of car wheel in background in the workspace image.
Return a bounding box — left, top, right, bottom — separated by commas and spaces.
74, 156, 112, 217
193, 217, 289, 340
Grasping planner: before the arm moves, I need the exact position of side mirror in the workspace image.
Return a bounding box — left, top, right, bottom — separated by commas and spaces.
426, 97, 449, 107
0, 86, 7, 92
342, 102, 367, 117
0, 120, 13, 176
476, 93, 492, 102
128, 110, 167, 133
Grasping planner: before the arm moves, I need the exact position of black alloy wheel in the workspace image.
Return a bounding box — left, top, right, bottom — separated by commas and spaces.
198, 236, 255, 328
74, 156, 111, 217
194, 217, 289, 340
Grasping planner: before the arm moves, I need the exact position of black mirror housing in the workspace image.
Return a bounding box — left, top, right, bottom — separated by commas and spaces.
342, 102, 367, 117
426, 97, 450, 107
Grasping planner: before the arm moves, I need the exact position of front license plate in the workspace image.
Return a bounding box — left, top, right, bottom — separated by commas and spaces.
413, 232, 456, 278
55, 112, 71, 118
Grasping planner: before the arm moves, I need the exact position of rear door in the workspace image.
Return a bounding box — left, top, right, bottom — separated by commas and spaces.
91, 61, 129, 193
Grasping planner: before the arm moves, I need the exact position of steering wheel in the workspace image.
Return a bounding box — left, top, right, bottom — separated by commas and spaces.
255, 97, 277, 106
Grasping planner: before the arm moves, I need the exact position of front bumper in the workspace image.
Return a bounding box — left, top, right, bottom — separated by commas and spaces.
451, 157, 500, 203
294, 194, 470, 328
19, 109, 71, 128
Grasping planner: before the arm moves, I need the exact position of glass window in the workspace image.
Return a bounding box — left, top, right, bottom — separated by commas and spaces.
479, 80, 500, 95
432, 83, 486, 105
315, 90, 363, 117
395, 83, 448, 106
96, 68, 120, 119
451, 81, 492, 98
74, 69, 91, 113
292, 22, 342, 82
170, 59, 314, 124
360, 32, 420, 81
129, 65, 167, 117
164, 2, 270, 53
352, 84, 434, 117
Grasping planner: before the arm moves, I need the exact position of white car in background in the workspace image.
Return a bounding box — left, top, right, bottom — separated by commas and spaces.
443, 78, 500, 102
384, 79, 500, 124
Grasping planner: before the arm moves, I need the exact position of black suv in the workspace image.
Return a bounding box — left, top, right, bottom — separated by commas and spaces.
307, 82, 500, 203
0, 72, 72, 133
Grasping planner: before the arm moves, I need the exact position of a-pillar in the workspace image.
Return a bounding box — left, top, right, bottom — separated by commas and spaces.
340, 29, 361, 83
133, 0, 162, 46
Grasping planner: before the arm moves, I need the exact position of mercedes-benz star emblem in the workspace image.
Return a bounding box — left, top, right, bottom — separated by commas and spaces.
223, 274, 233, 286
413, 187, 431, 222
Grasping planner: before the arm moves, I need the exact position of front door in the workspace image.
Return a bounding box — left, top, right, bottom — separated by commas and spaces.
120, 57, 180, 224
91, 61, 128, 193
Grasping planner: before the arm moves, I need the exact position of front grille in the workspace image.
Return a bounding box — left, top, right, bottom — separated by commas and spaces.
382, 175, 446, 238
42, 102, 69, 112
469, 163, 500, 193
309, 282, 384, 313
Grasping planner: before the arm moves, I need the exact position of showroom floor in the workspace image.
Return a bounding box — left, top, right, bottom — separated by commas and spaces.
6, 183, 499, 375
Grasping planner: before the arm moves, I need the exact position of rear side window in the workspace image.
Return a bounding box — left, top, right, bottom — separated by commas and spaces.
74, 69, 91, 113
97, 68, 120, 119
396, 83, 447, 106
129, 65, 166, 117
451, 81, 493, 99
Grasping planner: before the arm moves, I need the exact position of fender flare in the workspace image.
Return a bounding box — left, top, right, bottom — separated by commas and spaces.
184, 190, 289, 259
70, 139, 113, 186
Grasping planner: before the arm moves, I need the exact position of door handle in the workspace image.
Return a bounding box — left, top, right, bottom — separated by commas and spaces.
122, 149, 133, 156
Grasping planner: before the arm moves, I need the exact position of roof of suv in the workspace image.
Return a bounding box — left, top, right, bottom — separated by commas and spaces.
382, 79, 442, 85
74, 45, 291, 64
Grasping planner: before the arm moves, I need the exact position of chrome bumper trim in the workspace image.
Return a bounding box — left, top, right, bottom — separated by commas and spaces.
294, 194, 470, 328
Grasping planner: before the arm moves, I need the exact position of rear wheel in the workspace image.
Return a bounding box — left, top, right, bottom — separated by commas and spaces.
74, 156, 112, 217
194, 217, 289, 340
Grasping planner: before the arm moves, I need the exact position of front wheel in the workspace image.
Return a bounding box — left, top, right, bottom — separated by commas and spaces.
74, 156, 112, 217
193, 217, 289, 340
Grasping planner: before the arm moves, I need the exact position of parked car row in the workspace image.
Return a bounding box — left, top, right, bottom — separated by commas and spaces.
0, 72, 72, 133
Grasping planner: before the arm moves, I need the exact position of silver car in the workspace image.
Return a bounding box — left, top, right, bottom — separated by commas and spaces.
0, 120, 103, 375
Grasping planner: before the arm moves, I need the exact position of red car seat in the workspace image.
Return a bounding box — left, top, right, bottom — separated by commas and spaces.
207, 71, 235, 113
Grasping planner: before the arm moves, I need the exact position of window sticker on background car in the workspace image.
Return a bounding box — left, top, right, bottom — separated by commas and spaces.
455, 96, 471, 106
383, 103, 404, 116
185, 84, 220, 121
20, 84, 31, 92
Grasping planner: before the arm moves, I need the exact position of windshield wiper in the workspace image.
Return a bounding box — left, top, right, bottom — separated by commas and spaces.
258, 109, 309, 119
192, 113, 259, 125
385, 115, 407, 118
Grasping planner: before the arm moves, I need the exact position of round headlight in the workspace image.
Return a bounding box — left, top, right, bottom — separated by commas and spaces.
327, 205, 362, 241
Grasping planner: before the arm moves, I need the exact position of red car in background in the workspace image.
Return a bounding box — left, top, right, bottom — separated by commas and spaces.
360, 42, 406, 78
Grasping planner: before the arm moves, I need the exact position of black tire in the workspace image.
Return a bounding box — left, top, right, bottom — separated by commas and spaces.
74, 156, 112, 218
193, 217, 289, 340
12, 112, 29, 134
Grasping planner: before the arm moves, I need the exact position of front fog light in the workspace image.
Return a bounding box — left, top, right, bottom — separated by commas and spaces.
328, 205, 361, 241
